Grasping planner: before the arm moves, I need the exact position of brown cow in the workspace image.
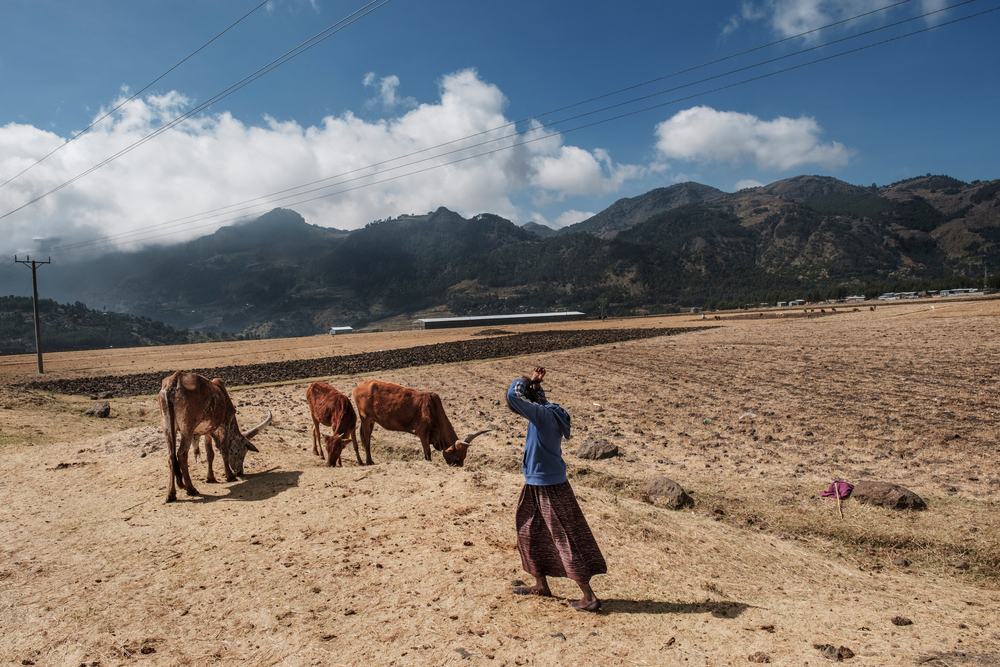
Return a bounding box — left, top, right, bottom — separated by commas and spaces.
159, 371, 271, 503
306, 381, 360, 467
352, 379, 490, 467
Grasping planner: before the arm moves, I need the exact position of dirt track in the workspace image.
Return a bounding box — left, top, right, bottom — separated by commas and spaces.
26, 327, 699, 397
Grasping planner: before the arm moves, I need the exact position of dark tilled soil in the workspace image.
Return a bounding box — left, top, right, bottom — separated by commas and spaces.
28, 327, 701, 397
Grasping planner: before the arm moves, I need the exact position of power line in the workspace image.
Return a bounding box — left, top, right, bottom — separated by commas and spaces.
14, 256, 51, 373
0, 0, 394, 223
45, 0, 999, 255
0, 0, 914, 225
0, 0, 274, 191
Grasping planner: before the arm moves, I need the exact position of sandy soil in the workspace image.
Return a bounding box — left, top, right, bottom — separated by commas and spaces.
1, 300, 999, 666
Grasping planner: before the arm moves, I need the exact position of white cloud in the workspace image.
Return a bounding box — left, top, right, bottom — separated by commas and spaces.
529, 145, 643, 204
735, 179, 765, 190
0, 69, 644, 257
670, 172, 700, 184
363, 73, 417, 111
654, 105, 851, 171
727, 0, 951, 39
552, 209, 594, 228
648, 160, 670, 173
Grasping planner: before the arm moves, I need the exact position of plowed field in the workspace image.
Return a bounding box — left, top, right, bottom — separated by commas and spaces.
1, 303, 998, 666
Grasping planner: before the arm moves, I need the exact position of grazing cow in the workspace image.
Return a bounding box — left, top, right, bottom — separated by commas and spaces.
306, 382, 360, 467
352, 379, 490, 467
159, 371, 271, 503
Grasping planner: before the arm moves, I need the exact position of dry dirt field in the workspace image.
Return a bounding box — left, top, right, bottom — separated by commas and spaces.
2, 301, 999, 666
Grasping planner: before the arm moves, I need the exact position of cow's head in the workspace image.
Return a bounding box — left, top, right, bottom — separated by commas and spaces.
442, 429, 492, 467
222, 410, 272, 475
324, 434, 346, 467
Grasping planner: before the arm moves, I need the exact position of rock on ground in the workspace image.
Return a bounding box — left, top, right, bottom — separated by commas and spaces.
852, 481, 926, 510
84, 402, 111, 418
575, 438, 618, 460
644, 476, 693, 509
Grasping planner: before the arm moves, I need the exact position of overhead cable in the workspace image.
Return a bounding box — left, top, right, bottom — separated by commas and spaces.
0, 0, 274, 191
45, 0, 998, 255
0, 0, 393, 223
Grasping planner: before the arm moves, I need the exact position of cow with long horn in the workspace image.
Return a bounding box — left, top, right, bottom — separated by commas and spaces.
352, 379, 490, 466
159, 371, 272, 502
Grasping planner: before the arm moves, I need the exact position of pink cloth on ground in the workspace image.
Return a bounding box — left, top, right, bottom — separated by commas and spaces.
821, 481, 854, 500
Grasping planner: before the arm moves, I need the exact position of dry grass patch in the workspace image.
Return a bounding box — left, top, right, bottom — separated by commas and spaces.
4, 301, 1000, 665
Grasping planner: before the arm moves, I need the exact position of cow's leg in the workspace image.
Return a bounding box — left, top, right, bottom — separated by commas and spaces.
420, 435, 432, 462
167, 453, 178, 503
177, 435, 200, 496
165, 434, 181, 503
349, 427, 362, 466
204, 435, 218, 483
311, 417, 323, 458
162, 402, 181, 503
216, 436, 238, 482
359, 420, 375, 466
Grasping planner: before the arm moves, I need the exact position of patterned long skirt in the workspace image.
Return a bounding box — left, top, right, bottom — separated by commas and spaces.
516, 481, 607, 582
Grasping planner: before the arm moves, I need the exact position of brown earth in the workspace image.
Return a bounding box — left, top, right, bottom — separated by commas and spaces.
1, 301, 999, 666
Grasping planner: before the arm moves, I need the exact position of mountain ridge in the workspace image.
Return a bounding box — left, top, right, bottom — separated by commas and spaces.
27, 173, 1000, 341
562, 181, 726, 239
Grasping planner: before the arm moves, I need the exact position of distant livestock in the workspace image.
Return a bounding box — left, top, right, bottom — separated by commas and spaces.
306, 381, 360, 466
352, 379, 490, 467
158, 371, 271, 503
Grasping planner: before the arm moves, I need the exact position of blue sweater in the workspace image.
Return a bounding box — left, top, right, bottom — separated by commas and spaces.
506, 378, 572, 486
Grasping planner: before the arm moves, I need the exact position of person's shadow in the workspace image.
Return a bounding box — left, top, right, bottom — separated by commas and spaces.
600, 599, 753, 618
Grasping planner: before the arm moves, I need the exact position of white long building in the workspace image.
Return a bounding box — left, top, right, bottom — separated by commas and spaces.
412, 311, 586, 330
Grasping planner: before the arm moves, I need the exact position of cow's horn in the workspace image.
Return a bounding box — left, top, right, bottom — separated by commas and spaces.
460, 428, 493, 445
243, 410, 272, 439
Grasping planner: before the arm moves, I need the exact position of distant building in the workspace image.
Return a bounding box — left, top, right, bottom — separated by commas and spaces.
412, 311, 586, 330
329, 326, 354, 335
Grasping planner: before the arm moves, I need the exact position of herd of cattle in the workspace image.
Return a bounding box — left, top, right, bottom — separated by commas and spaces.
157, 371, 490, 503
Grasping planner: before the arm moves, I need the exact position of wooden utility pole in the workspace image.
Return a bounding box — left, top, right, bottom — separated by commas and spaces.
14, 255, 50, 373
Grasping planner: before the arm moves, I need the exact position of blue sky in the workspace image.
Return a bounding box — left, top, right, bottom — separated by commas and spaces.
1, 0, 998, 262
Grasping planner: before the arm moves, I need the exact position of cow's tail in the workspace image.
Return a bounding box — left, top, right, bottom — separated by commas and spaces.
159, 381, 182, 487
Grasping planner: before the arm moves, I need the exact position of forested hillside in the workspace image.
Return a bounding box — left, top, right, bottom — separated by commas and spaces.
0, 297, 220, 355
25, 174, 1000, 342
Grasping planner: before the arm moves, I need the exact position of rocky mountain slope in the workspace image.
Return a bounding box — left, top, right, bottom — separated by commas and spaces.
32, 174, 1000, 339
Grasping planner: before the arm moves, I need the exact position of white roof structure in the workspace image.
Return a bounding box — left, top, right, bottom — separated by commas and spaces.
414, 311, 586, 329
